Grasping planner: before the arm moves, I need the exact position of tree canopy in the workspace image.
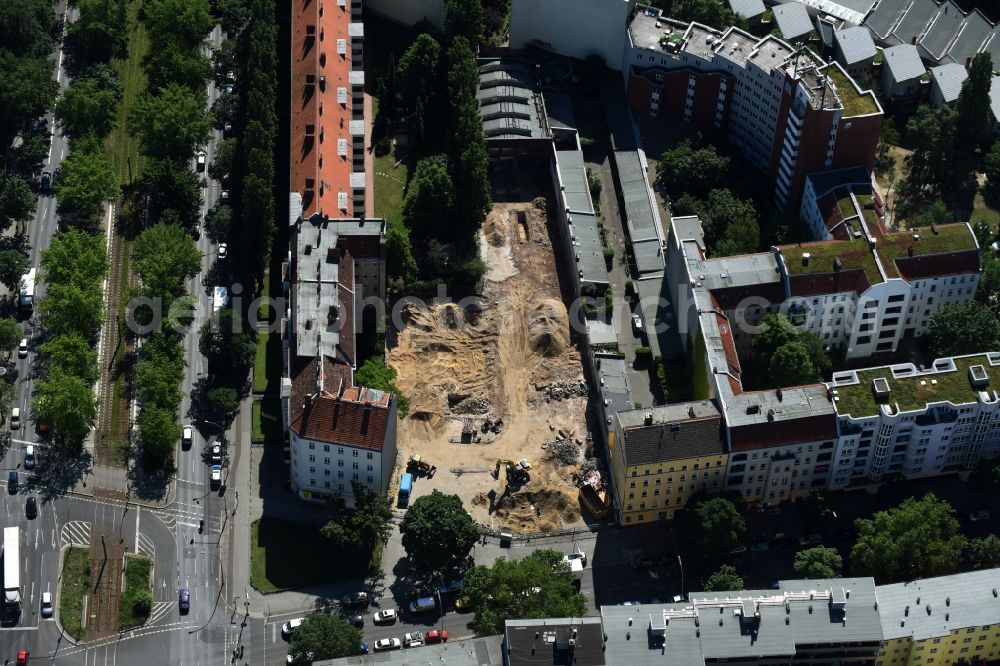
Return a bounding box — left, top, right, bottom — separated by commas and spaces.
850, 493, 966, 583
199, 308, 255, 379
40, 332, 99, 385
403, 155, 455, 238
954, 52, 994, 167
750, 313, 829, 388
55, 64, 122, 138
130, 83, 213, 160
64, 0, 127, 68
928, 301, 1000, 358
0, 318, 22, 358
34, 367, 100, 444
0, 175, 36, 232
355, 357, 409, 415
288, 613, 363, 663
444, 0, 485, 46
702, 564, 743, 592
0, 250, 29, 292
399, 490, 478, 574
53, 136, 118, 221
462, 549, 587, 635
133, 223, 202, 301
321, 482, 393, 554
0, 50, 59, 150
656, 140, 730, 200
793, 547, 842, 579
676, 494, 746, 558
967, 535, 1000, 570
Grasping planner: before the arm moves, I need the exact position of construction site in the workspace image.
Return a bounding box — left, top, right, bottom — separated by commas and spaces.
388, 198, 600, 533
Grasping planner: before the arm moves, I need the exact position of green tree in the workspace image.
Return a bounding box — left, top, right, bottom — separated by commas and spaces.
983, 141, 1000, 209
322, 482, 392, 553
53, 136, 118, 221
133, 224, 202, 301
447, 37, 491, 232
199, 309, 255, 377
0, 51, 59, 150
667, 0, 746, 29
64, 0, 127, 66
676, 494, 746, 558
213, 0, 250, 36
698, 188, 757, 252
140, 158, 202, 227
462, 549, 587, 635
444, 0, 484, 46
386, 222, 417, 282
851, 493, 966, 583
0, 250, 29, 292
793, 546, 842, 579
967, 535, 1000, 570
928, 301, 1000, 358
977, 254, 1000, 318
287, 613, 363, 663
135, 332, 185, 407
702, 564, 743, 592
143, 45, 212, 93
395, 34, 441, 138
34, 368, 99, 443
37, 281, 105, 337
403, 155, 454, 238
355, 356, 409, 414
204, 204, 232, 243
137, 404, 180, 472
0, 318, 21, 358
55, 64, 122, 138
769, 341, 817, 387
41, 227, 109, 289
875, 116, 900, 166
968, 455, 1000, 495
0, 0, 56, 58
208, 138, 235, 181
39, 332, 99, 384
9, 132, 50, 179
399, 490, 478, 574
130, 83, 213, 160
904, 105, 957, 198
205, 386, 239, 417
656, 140, 730, 200
143, 0, 213, 48
953, 52, 993, 171
0, 175, 36, 231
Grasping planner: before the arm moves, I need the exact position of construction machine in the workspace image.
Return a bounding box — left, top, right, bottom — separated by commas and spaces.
407, 454, 437, 478
492, 459, 531, 484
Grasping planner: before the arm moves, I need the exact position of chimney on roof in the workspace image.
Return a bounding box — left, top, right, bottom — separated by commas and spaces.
688, 405, 696, 418
966, 56, 972, 69
802, 252, 811, 267
644, 412, 653, 425
908, 246, 914, 257
833, 257, 842, 272
776, 388, 783, 401
767, 408, 775, 421
911, 36, 917, 45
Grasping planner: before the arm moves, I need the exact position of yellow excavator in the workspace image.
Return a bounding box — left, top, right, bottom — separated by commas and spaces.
492, 459, 531, 485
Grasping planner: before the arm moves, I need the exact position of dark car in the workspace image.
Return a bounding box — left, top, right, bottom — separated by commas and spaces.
179, 588, 190, 613
341, 591, 369, 607
25, 496, 37, 519
8, 470, 17, 494
346, 613, 364, 628
39, 171, 52, 190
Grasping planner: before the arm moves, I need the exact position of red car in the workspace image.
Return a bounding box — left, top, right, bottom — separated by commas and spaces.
425, 630, 448, 644
17, 650, 29, 665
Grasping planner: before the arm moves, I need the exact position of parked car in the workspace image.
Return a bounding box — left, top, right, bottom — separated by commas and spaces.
24, 445, 35, 470
210, 464, 222, 486
408, 596, 437, 613
346, 613, 363, 628
799, 534, 822, 547
40, 592, 53, 618
18, 338, 28, 358
17, 650, 28, 666
11, 406, 21, 430
425, 629, 448, 644
220, 189, 230, 203
730, 544, 748, 555
631, 313, 644, 334
211, 443, 222, 463
437, 579, 465, 595
8, 470, 18, 493
224, 82, 234, 94
453, 595, 472, 612
373, 638, 401, 652
25, 496, 37, 519
403, 632, 423, 647
182, 425, 193, 450
373, 608, 397, 624
218, 242, 228, 258
969, 510, 991, 522
178, 588, 190, 613
196, 151, 206, 172
341, 591, 369, 607
281, 617, 304, 637
621, 600, 641, 606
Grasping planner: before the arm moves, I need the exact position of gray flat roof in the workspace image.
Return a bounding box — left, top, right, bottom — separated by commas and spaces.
554, 147, 609, 286
505, 617, 605, 666
945, 12, 994, 65
478, 60, 548, 139
865, 0, 907, 39
892, 0, 939, 45
835, 26, 877, 65
601, 577, 881, 664
294, 219, 344, 360
774, 2, 814, 40
614, 151, 664, 274
883, 43, 926, 83
727, 0, 765, 19
316, 636, 504, 664
596, 354, 635, 415
878, 569, 1000, 642
930, 62, 968, 103
724, 384, 837, 428
918, 1, 965, 61
556, 148, 594, 214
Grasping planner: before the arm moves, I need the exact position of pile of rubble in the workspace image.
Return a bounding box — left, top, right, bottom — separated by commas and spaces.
450, 395, 492, 415
541, 380, 588, 401
541, 436, 581, 466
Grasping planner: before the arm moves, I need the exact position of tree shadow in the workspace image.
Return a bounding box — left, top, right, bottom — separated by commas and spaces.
24, 445, 93, 502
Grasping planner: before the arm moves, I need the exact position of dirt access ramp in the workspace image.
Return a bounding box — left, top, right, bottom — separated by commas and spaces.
389, 200, 591, 533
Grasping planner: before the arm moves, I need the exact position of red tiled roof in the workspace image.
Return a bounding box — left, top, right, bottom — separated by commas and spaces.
893, 250, 980, 280
290, 386, 393, 450
788, 270, 871, 297
729, 413, 838, 450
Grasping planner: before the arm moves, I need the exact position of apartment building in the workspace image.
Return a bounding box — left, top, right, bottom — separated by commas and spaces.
877, 569, 1000, 666
625, 9, 882, 208
608, 402, 727, 524
826, 353, 1000, 487
601, 577, 883, 664
285, 0, 393, 505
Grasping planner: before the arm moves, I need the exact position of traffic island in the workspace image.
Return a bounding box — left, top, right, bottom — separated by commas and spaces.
118, 554, 153, 630
58, 547, 91, 641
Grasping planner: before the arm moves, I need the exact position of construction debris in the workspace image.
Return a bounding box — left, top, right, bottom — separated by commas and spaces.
540, 380, 589, 401
542, 438, 580, 466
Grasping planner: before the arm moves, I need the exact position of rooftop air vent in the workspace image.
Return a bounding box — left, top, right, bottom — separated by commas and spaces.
872, 377, 890, 399
969, 364, 989, 388
746, 405, 760, 415
802, 252, 811, 266
644, 412, 654, 425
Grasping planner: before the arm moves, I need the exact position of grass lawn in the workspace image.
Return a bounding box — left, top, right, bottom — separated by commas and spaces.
119, 554, 152, 630
971, 192, 1000, 231
252, 332, 282, 394
106, 0, 147, 185
251, 399, 282, 442
250, 517, 372, 594
374, 150, 408, 229
59, 547, 90, 640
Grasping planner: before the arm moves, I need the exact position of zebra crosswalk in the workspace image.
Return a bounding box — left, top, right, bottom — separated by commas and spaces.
137, 532, 156, 558
60, 520, 91, 547
147, 601, 174, 626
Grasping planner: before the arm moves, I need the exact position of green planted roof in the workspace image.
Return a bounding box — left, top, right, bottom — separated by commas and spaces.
831, 355, 996, 418
781, 238, 883, 285
824, 66, 878, 117
877, 223, 976, 278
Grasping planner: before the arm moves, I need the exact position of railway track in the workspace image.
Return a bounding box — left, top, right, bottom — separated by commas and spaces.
96, 229, 132, 465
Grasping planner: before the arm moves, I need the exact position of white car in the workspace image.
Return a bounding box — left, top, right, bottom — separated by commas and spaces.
211, 443, 222, 463
210, 464, 222, 486
218, 243, 228, 259
196, 151, 206, 172
373, 608, 397, 624
403, 632, 423, 647
286, 651, 312, 664
631, 313, 644, 334
17, 338, 28, 358
182, 425, 193, 449
281, 617, 304, 636
40, 592, 53, 618
24, 445, 35, 470
373, 638, 401, 652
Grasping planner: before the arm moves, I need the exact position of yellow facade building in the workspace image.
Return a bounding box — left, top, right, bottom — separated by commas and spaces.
608, 401, 728, 524
877, 569, 1000, 666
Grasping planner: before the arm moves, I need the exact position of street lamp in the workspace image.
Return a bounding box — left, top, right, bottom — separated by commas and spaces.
677, 555, 685, 599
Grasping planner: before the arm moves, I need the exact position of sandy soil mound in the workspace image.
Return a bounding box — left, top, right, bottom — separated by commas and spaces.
493, 488, 580, 532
